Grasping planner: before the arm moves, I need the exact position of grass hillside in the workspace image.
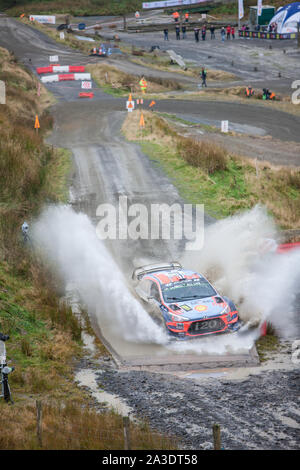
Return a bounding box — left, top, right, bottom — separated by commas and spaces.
2, 0, 293, 17
1, 0, 142, 16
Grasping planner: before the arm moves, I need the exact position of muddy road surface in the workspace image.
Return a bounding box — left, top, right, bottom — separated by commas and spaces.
95, 364, 300, 450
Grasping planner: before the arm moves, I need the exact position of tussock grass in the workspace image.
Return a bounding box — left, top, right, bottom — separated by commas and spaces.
0, 401, 176, 450
177, 136, 228, 174
0, 48, 68, 262
256, 322, 280, 362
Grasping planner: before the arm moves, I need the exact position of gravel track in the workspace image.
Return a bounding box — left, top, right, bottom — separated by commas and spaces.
95, 364, 299, 450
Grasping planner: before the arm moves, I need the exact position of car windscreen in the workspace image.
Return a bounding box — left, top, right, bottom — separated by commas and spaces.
162, 279, 216, 302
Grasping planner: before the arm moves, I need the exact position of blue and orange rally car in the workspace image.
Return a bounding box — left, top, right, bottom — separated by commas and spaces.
133, 262, 240, 339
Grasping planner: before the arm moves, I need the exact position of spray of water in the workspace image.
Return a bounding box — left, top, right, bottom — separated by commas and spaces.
183, 205, 300, 338
32, 205, 168, 345
32, 204, 299, 358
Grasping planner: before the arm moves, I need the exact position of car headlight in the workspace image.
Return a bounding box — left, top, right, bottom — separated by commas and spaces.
170, 313, 189, 322
221, 304, 230, 315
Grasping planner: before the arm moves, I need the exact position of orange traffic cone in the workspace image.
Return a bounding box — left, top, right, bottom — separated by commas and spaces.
139, 112, 145, 127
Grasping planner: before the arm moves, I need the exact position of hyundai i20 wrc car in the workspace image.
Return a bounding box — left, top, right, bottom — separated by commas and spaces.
133, 262, 240, 339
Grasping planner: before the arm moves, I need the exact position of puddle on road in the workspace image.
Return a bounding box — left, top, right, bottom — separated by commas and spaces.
186, 371, 227, 379
75, 368, 133, 416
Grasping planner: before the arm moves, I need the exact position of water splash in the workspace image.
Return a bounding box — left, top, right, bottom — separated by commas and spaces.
32, 205, 168, 345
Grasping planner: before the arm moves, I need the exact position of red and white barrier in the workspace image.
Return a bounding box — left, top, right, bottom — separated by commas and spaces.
277, 242, 300, 253
79, 92, 94, 98
41, 73, 91, 83
260, 321, 267, 337
37, 65, 85, 74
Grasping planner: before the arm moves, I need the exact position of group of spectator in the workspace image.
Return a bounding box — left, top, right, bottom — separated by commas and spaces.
172, 11, 189, 22
164, 24, 236, 42
240, 24, 250, 32
246, 22, 278, 33
268, 22, 278, 33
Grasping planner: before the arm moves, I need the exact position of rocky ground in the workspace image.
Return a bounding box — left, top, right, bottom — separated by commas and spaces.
76, 337, 300, 451
96, 368, 299, 450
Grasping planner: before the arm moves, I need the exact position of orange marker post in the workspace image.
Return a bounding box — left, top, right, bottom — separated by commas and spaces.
139, 112, 145, 128
34, 115, 40, 133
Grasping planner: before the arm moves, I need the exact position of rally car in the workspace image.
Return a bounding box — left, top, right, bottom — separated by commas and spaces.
133, 262, 240, 339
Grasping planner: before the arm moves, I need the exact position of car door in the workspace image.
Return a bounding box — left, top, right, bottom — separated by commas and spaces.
136, 279, 151, 302
148, 282, 163, 324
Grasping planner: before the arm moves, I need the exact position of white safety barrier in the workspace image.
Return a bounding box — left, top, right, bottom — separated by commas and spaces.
74, 73, 91, 81
41, 75, 59, 83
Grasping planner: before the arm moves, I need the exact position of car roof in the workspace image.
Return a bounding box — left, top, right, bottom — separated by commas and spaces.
144, 269, 203, 286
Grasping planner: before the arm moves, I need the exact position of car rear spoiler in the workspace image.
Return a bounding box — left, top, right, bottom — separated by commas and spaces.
132, 262, 182, 280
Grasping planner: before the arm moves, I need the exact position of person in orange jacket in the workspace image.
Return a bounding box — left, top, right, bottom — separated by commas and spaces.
245, 86, 254, 97
173, 11, 179, 22
185, 12, 189, 22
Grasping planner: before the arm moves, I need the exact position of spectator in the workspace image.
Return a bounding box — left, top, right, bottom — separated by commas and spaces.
185, 12, 189, 22
173, 11, 179, 22
221, 27, 226, 42
210, 24, 215, 39
226, 25, 231, 39
245, 86, 254, 97
163, 28, 168, 40
194, 27, 200, 42
182, 25, 187, 39
201, 67, 207, 87
175, 24, 180, 40
231, 26, 235, 39
21, 221, 29, 244
201, 25, 206, 41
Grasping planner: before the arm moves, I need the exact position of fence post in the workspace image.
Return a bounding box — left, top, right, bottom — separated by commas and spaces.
123, 416, 131, 450
36, 400, 43, 448
212, 423, 221, 450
